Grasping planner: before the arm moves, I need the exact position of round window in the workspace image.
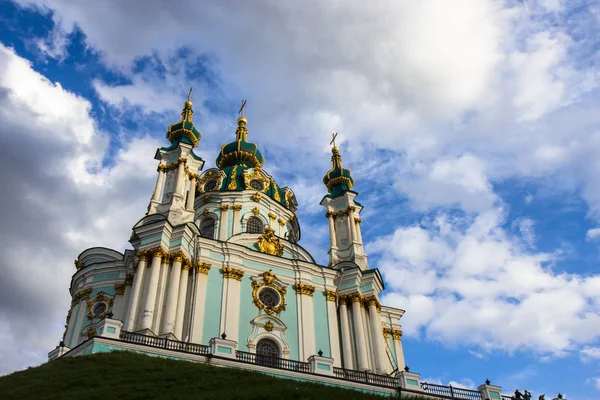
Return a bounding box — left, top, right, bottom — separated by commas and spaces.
258, 287, 280, 308
92, 302, 107, 316
204, 179, 217, 192
250, 179, 264, 191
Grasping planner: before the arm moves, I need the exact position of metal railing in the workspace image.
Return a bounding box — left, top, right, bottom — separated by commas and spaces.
420, 382, 483, 400
333, 367, 399, 388
235, 350, 310, 372
119, 331, 210, 355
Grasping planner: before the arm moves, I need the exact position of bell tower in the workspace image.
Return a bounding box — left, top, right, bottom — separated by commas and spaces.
147, 90, 205, 226
320, 135, 368, 269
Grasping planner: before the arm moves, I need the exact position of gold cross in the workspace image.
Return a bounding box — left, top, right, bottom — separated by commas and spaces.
330, 132, 338, 147
187, 87, 193, 102
238, 100, 247, 117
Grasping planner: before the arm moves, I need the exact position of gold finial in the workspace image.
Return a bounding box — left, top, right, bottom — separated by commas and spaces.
238, 99, 247, 118
235, 100, 248, 141
185, 87, 193, 108
330, 132, 339, 154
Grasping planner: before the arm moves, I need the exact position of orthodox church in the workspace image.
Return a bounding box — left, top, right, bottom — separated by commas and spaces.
51, 95, 414, 392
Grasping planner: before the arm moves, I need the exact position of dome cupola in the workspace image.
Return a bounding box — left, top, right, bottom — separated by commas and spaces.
165, 89, 201, 147
216, 115, 264, 169
323, 141, 354, 198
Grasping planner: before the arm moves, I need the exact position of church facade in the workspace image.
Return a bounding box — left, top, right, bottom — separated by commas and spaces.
53, 96, 408, 381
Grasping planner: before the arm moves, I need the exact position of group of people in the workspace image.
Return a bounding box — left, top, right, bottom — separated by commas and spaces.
511, 390, 546, 400
511, 390, 563, 400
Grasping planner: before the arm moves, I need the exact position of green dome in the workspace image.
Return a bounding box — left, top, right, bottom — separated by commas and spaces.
323, 146, 355, 198
216, 117, 264, 169
166, 100, 201, 147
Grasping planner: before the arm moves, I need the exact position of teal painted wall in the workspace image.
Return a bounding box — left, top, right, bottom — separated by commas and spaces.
140, 234, 165, 246
279, 289, 299, 361
238, 276, 256, 351
339, 280, 358, 291
311, 277, 325, 285
202, 268, 224, 344
313, 292, 331, 357
92, 273, 120, 282
387, 335, 397, 368
209, 251, 225, 261
91, 286, 116, 296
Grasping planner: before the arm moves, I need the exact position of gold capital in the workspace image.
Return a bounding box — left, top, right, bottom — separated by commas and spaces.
219, 204, 230, 211
196, 262, 211, 274
114, 283, 126, 295
325, 290, 338, 302
232, 204, 243, 211
293, 283, 315, 297
268, 213, 277, 220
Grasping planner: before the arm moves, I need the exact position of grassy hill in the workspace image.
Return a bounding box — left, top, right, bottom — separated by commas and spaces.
0, 351, 424, 400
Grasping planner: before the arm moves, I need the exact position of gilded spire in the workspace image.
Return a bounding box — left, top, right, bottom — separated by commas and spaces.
216, 100, 264, 169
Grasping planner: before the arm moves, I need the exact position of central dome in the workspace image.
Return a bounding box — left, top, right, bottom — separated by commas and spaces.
216, 117, 264, 169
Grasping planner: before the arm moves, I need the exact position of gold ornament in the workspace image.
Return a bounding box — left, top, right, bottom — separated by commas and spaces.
252, 193, 262, 202
264, 321, 275, 332
202, 194, 212, 203
252, 207, 260, 216
293, 283, 315, 297
219, 204, 230, 211
243, 169, 270, 192
196, 262, 211, 274
221, 266, 244, 281
382, 328, 393, 339
268, 213, 277, 220
257, 227, 284, 257
232, 204, 243, 211
325, 290, 338, 302
114, 284, 126, 295
227, 165, 238, 190
125, 274, 134, 286
74, 259, 84, 270
251, 274, 287, 315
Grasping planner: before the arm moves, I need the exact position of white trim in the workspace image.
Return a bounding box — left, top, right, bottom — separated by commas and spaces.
190, 271, 209, 344
326, 299, 342, 367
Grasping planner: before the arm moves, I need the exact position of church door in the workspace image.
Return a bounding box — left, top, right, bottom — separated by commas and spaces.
256, 338, 280, 367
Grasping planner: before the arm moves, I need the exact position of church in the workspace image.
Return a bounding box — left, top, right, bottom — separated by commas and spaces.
48, 95, 507, 399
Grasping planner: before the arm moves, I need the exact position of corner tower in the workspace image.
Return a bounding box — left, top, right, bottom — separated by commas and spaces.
147, 91, 205, 226
320, 137, 368, 269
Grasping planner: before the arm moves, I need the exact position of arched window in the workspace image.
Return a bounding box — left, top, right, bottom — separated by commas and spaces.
256, 338, 280, 366
200, 217, 216, 238
247, 216, 264, 234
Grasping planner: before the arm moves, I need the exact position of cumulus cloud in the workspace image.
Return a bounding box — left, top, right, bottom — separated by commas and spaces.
581, 347, 600, 363
0, 44, 159, 374
370, 207, 600, 356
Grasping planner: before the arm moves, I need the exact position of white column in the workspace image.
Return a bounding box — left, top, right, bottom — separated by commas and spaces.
351, 294, 369, 371
326, 292, 342, 367
190, 263, 211, 343
232, 205, 242, 235
174, 160, 186, 196
348, 208, 358, 243
112, 284, 126, 319
223, 272, 242, 343
367, 301, 386, 374
174, 262, 191, 340
125, 255, 147, 331
393, 330, 406, 371
355, 217, 363, 244
186, 176, 197, 210
219, 205, 229, 241
152, 258, 170, 333
327, 211, 337, 247
152, 166, 165, 202
269, 213, 277, 230
296, 285, 316, 361
139, 250, 165, 332
161, 256, 183, 336
339, 298, 354, 369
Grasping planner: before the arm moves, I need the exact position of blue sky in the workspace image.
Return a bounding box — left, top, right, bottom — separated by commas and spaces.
0, 1, 599, 399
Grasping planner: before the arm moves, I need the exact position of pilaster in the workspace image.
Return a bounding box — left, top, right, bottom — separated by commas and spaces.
174, 261, 191, 340
325, 291, 342, 367
125, 254, 147, 331
338, 296, 355, 369
220, 267, 244, 343
139, 249, 166, 333
294, 283, 316, 361
161, 255, 183, 337
190, 262, 211, 343
350, 294, 369, 370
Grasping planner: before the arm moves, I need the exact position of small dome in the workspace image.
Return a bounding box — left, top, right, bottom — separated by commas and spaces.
216, 116, 264, 169
166, 100, 201, 147
323, 146, 354, 197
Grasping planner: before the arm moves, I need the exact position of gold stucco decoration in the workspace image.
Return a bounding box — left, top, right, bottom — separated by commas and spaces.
251, 271, 287, 315
257, 227, 284, 257
195, 262, 212, 274
264, 321, 275, 332
221, 266, 245, 281
325, 290, 338, 302
251, 192, 262, 202
293, 283, 316, 297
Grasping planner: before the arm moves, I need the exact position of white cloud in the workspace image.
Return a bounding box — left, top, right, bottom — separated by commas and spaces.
587, 228, 600, 241
371, 207, 600, 355
0, 44, 160, 374
581, 347, 600, 363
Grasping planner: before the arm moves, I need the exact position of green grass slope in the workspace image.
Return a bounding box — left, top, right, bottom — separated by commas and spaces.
0, 352, 422, 400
